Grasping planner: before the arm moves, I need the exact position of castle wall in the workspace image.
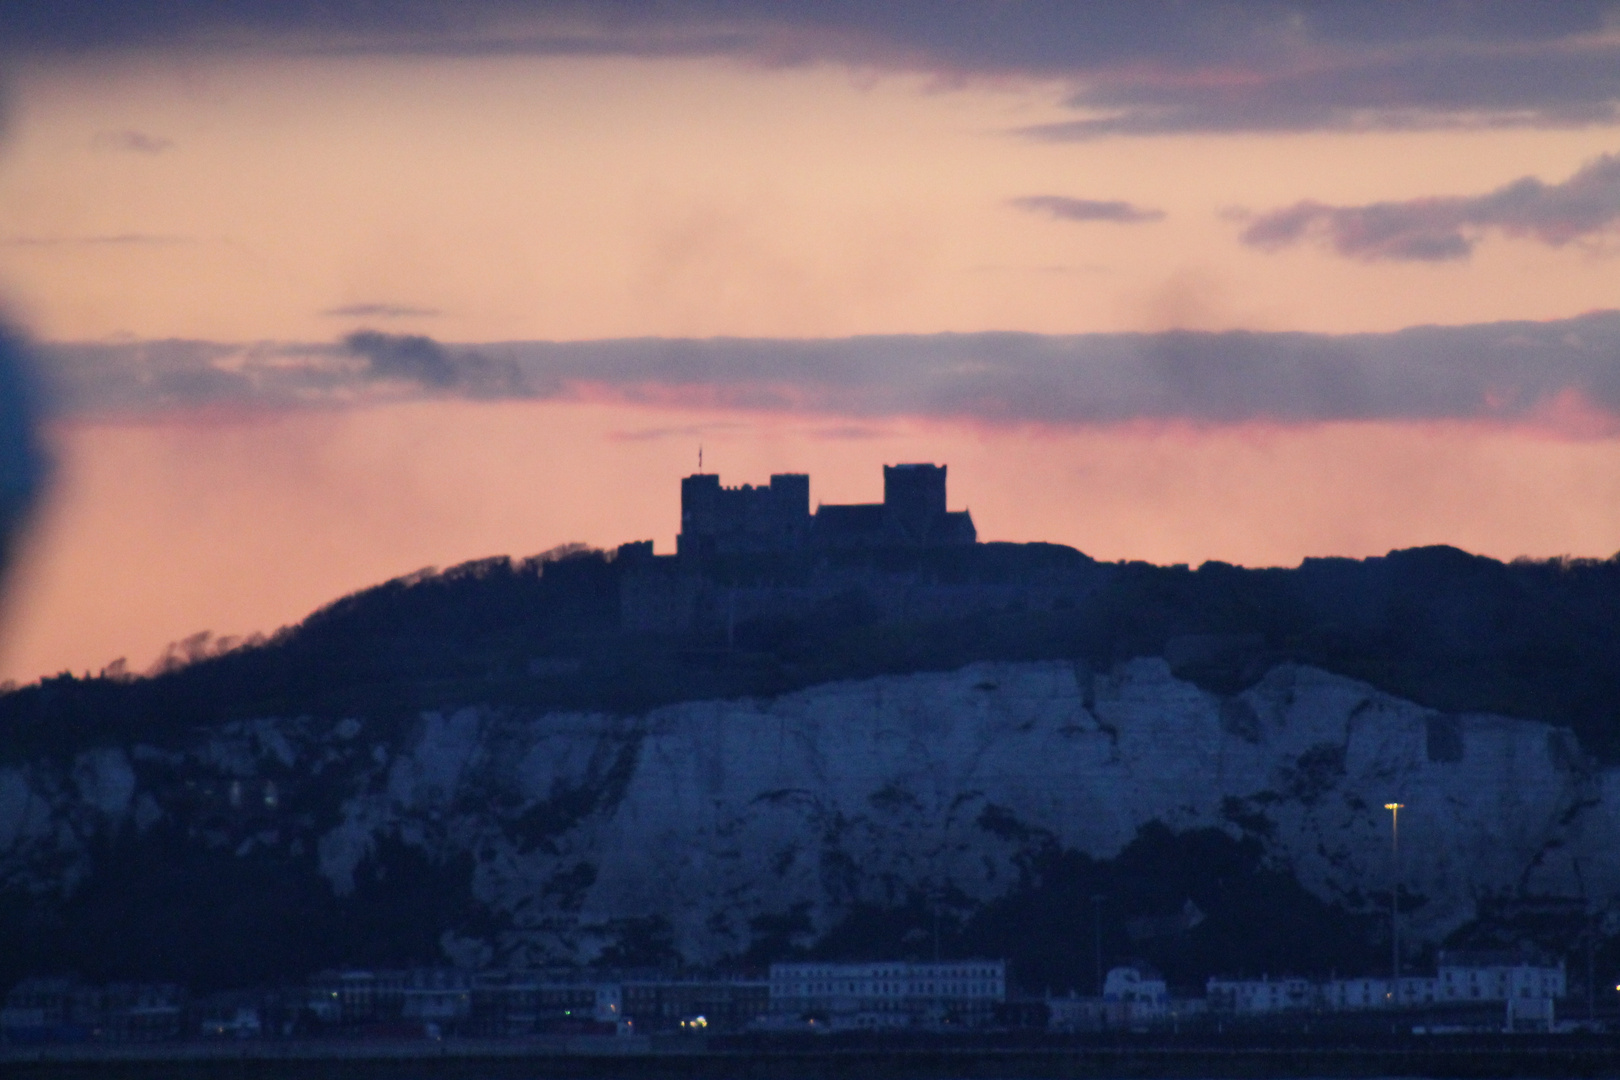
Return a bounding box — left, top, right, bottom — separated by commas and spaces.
679, 464, 973, 558
679, 473, 810, 560
620, 562, 1102, 635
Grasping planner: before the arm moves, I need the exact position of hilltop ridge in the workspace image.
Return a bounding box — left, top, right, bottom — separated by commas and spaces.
3, 534, 1620, 992
3, 538, 1618, 763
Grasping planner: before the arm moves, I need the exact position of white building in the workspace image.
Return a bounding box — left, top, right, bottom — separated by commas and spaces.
1437, 950, 1564, 1003
1323, 975, 1441, 1010
1049, 966, 1181, 1031
1044, 994, 1097, 1032
768, 960, 1004, 1028
1205, 975, 1314, 1014
1210, 952, 1565, 1016
1397, 976, 1441, 1007
1104, 966, 1169, 1021
401, 968, 473, 1022
1322, 976, 1389, 1011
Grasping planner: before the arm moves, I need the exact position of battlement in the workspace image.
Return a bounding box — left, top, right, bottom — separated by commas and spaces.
677, 473, 811, 560
677, 464, 974, 561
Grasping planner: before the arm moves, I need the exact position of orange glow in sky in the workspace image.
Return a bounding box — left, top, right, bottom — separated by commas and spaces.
0, 40, 1618, 682
6, 400, 1620, 682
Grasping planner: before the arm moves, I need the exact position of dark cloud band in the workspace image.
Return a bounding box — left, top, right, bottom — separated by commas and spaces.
1010, 196, 1164, 224
322, 303, 443, 318
3, 3, 1618, 138
35, 312, 1620, 430
1242, 152, 1620, 261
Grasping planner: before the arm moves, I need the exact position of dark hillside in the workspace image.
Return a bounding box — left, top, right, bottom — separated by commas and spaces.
1, 542, 1618, 992
2, 543, 1619, 762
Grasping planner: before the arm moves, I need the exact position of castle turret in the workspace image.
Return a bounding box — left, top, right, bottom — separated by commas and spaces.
678, 473, 723, 561
678, 472, 811, 561
813, 463, 974, 548
677, 463, 973, 562
883, 463, 948, 542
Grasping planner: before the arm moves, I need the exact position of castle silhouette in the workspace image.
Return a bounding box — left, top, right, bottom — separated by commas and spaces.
677, 463, 975, 561
616, 462, 1027, 635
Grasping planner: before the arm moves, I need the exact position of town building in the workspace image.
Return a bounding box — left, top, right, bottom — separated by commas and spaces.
306, 969, 410, 1025
768, 960, 1005, 1029
1046, 966, 1193, 1032
307, 969, 629, 1035
1205, 974, 1315, 1014
621, 976, 767, 1032
465, 972, 621, 1035
399, 968, 473, 1024
1103, 965, 1170, 1021
1322, 976, 1392, 1011
1207, 951, 1566, 1016
1436, 950, 1565, 1003
0, 978, 102, 1043
1321, 975, 1443, 1009
99, 983, 186, 1042
194, 988, 293, 1040
0, 978, 186, 1043
197, 1004, 263, 1039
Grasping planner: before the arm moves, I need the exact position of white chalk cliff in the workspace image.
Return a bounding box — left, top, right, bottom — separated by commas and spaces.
1, 659, 1611, 965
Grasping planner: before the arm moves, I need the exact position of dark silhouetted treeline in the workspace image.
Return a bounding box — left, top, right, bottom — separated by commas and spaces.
3, 543, 1620, 764
2, 542, 1619, 992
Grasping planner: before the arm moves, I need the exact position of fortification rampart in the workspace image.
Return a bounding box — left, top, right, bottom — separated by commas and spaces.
677, 463, 974, 563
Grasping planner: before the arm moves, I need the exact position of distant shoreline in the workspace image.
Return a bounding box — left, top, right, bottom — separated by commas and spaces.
5, 1038, 1620, 1080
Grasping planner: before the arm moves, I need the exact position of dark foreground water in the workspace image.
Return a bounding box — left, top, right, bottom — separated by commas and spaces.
3, 1040, 1620, 1080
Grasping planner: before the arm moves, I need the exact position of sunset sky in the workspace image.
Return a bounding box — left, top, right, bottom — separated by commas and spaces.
2, 2, 1620, 682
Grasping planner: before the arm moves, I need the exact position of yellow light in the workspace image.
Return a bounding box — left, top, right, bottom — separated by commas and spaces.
1384, 803, 1403, 810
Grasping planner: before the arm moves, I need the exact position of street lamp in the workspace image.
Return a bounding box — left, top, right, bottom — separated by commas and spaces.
1385, 803, 1404, 1004
1091, 894, 1106, 997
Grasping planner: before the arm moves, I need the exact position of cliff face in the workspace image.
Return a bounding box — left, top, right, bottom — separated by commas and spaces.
0, 659, 1610, 980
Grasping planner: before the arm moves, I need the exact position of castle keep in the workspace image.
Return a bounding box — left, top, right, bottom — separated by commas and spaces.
616, 462, 1069, 636
677, 463, 975, 561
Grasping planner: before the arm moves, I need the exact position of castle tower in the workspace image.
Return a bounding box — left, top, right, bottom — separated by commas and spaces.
678, 472, 811, 561
883, 463, 948, 542
678, 473, 723, 561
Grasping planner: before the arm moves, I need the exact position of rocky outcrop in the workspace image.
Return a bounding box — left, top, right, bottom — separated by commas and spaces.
0, 659, 1612, 972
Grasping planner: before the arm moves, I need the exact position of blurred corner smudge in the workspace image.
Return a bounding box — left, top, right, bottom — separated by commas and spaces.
0, 324, 47, 600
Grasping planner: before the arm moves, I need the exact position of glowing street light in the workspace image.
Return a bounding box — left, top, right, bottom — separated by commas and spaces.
1385, 803, 1405, 1003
